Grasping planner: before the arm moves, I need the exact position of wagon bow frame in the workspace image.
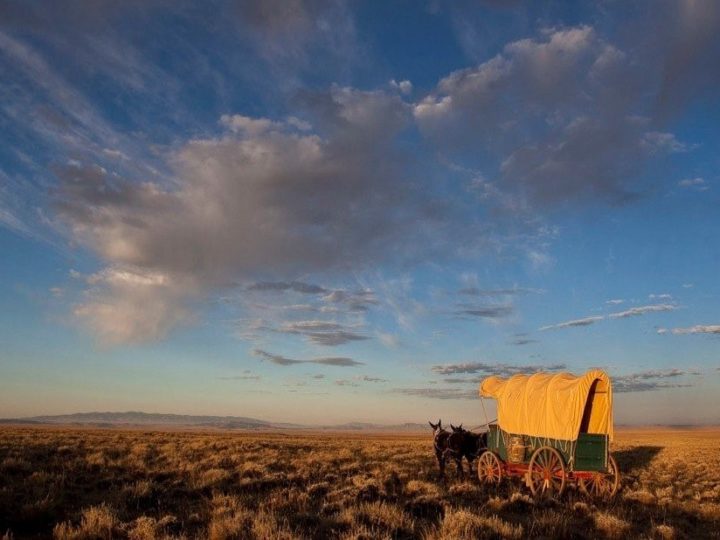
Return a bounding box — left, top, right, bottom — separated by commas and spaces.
476, 369, 620, 499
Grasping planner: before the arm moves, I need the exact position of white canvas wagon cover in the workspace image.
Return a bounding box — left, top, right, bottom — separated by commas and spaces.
479, 369, 614, 442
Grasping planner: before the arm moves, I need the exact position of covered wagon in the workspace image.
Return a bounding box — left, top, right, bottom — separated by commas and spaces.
476, 369, 620, 498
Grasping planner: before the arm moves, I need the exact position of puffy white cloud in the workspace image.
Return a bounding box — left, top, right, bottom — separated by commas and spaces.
414, 26, 693, 205
389, 79, 412, 95
73, 266, 193, 345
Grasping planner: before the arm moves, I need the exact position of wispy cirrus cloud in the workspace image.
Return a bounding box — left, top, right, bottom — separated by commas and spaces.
657, 325, 720, 335
540, 316, 604, 331
458, 287, 542, 296
252, 348, 363, 367
541, 303, 677, 331
609, 304, 677, 319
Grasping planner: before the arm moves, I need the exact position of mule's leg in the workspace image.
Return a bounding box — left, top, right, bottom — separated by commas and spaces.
456, 456, 464, 480
467, 456, 475, 479
436, 450, 446, 480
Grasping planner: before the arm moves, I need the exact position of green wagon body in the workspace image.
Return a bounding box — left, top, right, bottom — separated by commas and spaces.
486, 424, 608, 472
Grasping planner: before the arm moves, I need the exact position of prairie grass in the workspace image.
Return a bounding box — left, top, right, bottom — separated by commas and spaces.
0, 426, 718, 538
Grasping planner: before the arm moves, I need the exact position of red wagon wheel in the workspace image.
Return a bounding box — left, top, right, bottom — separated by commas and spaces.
578, 455, 620, 499
527, 446, 566, 498
477, 450, 503, 485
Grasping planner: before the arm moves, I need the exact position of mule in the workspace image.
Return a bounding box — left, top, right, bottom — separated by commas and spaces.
444, 424, 487, 480
428, 419, 449, 479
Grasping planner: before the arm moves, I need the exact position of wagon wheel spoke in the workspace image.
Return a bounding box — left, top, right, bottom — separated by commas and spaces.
477, 451, 502, 485
529, 447, 565, 498
579, 455, 619, 499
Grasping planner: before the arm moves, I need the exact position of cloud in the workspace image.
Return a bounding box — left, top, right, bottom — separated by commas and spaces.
276, 320, 369, 346
322, 289, 379, 312
252, 348, 363, 367
72, 266, 193, 344
414, 24, 700, 205
658, 325, 720, 335
605, 299, 625, 305
608, 304, 676, 319
334, 379, 359, 387
389, 79, 413, 95
247, 281, 327, 294
540, 303, 676, 331
613, 368, 698, 393
640, 131, 690, 154
252, 348, 304, 365
678, 177, 709, 191
455, 304, 513, 318
377, 332, 400, 348
540, 316, 604, 331
52, 88, 427, 343
391, 387, 478, 400
648, 293, 672, 300
511, 337, 538, 346
355, 375, 387, 383
431, 361, 566, 376
458, 287, 541, 296
218, 375, 261, 381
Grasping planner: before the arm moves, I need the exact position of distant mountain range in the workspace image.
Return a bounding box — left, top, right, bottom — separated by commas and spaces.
0, 411, 429, 432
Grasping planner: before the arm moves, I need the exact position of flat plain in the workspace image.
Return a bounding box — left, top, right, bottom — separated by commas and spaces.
0, 426, 718, 539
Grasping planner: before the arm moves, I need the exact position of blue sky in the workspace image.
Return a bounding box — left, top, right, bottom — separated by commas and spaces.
1, 0, 719, 425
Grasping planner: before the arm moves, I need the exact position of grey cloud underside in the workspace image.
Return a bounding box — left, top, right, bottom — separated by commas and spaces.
431, 361, 566, 376
53, 88, 418, 282
613, 368, 698, 393
275, 320, 369, 346
391, 388, 478, 400
455, 304, 513, 318
511, 338, 538, 346
247, 281, 327, 294
357, 375, 387, 383
252, 348, 363, 367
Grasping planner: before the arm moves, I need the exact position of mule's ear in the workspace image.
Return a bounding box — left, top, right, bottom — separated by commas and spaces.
450, 423, 456, 430
459, 424, 463, 430
428, 421, 436, 429
438, 419, 442, 428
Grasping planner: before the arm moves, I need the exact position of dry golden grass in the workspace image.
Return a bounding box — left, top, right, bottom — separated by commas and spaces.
0, 426, 718, 538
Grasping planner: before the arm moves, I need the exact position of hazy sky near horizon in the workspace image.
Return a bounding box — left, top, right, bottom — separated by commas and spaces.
1, 0, 719, 425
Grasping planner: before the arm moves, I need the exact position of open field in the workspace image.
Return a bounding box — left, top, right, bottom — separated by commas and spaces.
1, 426, 718, 539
